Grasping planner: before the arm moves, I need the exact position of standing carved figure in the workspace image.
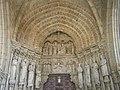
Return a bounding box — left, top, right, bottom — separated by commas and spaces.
42, 64, 46, 73
91, 60, 100, 85
19, 58, 29, 85
67, 41, 71, 54
70, 42, 74, 54
61, 43, 66, 54
77, 63, 83, 88
67, 60, 73, 73
43, 42, 49, 55
84, 62, 91, 87
100, 54, 109, 76
49, 43, 53, 55
46, 63, 51, 73
10, 52, 18, 82
100, 54, 110, 83
57, 43, 61, 55
28, 62, 35, 87
35, 68, 41, 89
53, 42, 58, 55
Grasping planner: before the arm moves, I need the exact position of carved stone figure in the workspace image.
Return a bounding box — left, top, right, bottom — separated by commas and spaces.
57, 43, 61, 55
28, 62, 35, 87
100, 54, 109, 76
66, 41, 74, 54
35, 69, 41, 89
67, 60, 73, 73
46, 63, 51, 73
42, 62, 51, 73
84, 62, 91, 87
49, 43, 53, 55
61, 43, 66, 54
70, 42, 74, 54
10, 53, 18, 81
43, 47, 46, 55
91, 60, 100, 85
19, 58, 29, 85
77, 63, 83, 88
53, 42, 58, 55
67, 42, 71, 54
52, 61, 67, 73
67, 60, 76, 73
42, 64, 46, 73
43, 42, 49, 55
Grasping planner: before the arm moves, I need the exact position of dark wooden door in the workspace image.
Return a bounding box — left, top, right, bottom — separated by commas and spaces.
43, 74, 76, 90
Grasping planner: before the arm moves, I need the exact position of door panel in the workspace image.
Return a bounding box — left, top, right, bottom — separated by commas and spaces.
43, 74, 76, 90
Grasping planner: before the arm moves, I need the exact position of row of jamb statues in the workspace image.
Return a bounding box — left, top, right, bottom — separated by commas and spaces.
77, 54, 110, 89
9, 51, 41, 90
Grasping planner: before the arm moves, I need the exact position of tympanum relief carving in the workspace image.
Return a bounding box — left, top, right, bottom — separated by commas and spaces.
42, 31, 75, 56
41, 32, 77, 81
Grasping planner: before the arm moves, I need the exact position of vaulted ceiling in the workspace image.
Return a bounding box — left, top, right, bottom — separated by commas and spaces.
12, 0, 105, 52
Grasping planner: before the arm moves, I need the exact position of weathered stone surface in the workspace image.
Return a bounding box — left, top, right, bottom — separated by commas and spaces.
0, 0, 120, 90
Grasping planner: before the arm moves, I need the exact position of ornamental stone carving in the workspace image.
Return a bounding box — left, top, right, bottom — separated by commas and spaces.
52, 60, 67, 73
42, 31, 75, 56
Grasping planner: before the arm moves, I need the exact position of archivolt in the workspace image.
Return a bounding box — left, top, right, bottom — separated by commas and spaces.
13, 0, 101, 51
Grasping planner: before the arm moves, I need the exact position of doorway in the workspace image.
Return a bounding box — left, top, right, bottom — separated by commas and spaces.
43, 74, 76, 90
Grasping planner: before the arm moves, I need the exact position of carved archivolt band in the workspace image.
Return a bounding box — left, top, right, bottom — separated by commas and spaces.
14, 1, 101, 51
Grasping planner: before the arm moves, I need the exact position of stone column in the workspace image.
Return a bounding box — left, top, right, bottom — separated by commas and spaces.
0, 0, 5, 69
0, 0, 11, 90
5, 48, 15, 90
112, 0, 120, 71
